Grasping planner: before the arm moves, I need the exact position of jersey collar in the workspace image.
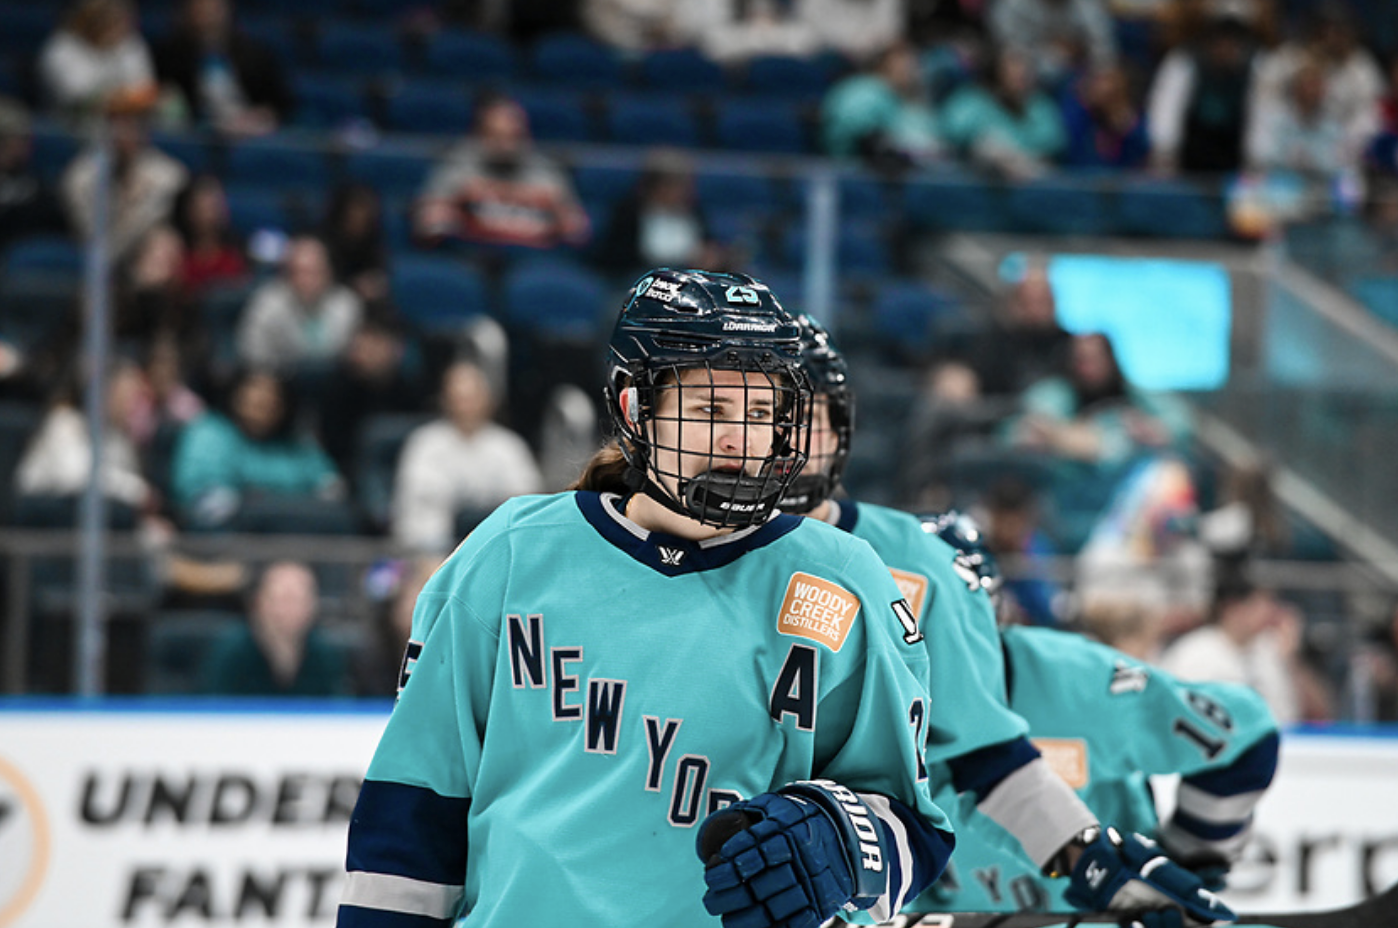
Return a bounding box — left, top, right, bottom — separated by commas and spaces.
575, 491, 802, 576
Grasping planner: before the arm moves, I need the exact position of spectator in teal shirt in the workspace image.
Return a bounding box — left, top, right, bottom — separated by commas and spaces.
201, 560, 352, 697
821, 40, 945, 169
171, 366, 343, 528
941, 45, 1068, 178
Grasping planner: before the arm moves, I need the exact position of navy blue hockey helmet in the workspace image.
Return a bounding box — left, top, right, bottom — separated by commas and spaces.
921, 509, 1007, 620
605, 268, 813, 528
779, 314, 854, 514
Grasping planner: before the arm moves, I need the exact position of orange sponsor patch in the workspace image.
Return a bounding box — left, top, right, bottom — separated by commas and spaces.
887, 568, 929, 620
778, 572, 860, 652
1032, 738, 1090, 790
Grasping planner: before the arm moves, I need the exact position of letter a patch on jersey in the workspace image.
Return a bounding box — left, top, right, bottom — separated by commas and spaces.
778, 573, 858, 652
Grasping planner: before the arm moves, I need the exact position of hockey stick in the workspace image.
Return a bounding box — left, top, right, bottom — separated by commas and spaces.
882, 879, 1398, 928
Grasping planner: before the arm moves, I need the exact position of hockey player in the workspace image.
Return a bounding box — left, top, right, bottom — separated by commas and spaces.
785, 314, 1236, 926
923, 511, 1281, 914
336, 270, 955, 928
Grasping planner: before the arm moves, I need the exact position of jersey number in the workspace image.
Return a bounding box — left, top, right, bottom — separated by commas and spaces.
1172, 691, 1234, 760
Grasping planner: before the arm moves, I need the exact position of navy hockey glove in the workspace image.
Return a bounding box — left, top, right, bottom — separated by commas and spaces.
1063, 828, 1236, 927
697, 780, 887, 928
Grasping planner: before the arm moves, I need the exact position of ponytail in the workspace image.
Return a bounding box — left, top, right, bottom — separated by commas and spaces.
569, 441, 635, 493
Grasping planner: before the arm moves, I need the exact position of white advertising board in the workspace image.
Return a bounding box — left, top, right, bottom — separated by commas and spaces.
0, 704, 1395, 927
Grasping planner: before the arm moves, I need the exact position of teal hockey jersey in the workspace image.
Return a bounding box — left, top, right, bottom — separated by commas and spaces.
924, 625, 1279, 914
338, 491, 954, 927
832, 501, 1029, 766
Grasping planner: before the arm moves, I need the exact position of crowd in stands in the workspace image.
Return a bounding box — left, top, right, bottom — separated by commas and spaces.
0, 0, 1395, 709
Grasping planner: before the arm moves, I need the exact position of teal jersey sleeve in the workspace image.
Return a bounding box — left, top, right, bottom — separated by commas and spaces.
916, 625, 1280, 915
340, 492, 951, 928
844, 502, 1029, 766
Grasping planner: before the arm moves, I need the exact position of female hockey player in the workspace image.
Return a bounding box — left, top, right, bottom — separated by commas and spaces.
923, 511, 1280, 915
785, 314, 1237, 927
336, 270, 955, 928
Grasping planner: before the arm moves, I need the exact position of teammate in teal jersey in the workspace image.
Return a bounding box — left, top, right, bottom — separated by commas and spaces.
336, 269, 955, 928
785, 315, 1235, 928
922, 513, 1280, 915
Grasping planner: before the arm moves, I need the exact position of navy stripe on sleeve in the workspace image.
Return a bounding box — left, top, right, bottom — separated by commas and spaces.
947, 736, 1042, 802
1184, 731, 1280, 797
337, 905, 449, 928
347, 779, 471, 885
1171, 808, 1251, 841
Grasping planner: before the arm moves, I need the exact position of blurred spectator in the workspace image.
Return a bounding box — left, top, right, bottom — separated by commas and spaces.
986, 0, 1119, 88
201, 560, 352, 696
1368, 54, 1398, 176
1351, 599, 1398, 721
978, 477, 1062, 627
1146, 11, 1261, 174
1158, 560, 1308, 724
1196, 457, 1292, 559
413, 92, 590, 252
170, 367, 344, 529
688, 0, 820, 64
152, 0, 294, 136
15, 357, 159, 516
113, 223, 203, 356
1077, 594, 1166, 661
1245, 53, 1353, 185
320, 182, 390, 304
0, 97, 68, 250
127, 331, 207, 451
1059, 63, 1151, 168
580, 0, 701, 51
597, 148, 726, 275
391, 359, 543, 553
317, 314, 430, 490
807, 0, 907, 64
1004, 331, 1192, 468
940, 45, 1068, 178
235, 234, 364, 375
60, 111, 189, 263
966, 259, 1073, 397
1248, 2, 1382, 177
171, 172, 249, 298
354, 555, 441, 697
36, 0, 159, 124
822, 40, 946, 169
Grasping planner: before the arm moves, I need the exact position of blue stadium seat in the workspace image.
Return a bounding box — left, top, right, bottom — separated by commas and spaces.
868, 280, 961, 354
1115, 177, 1229, 239
835, 173, 898, 221
713, 98, 809, 153
903, 171, 1011, 233
225, 136, 330, 192
238, 13, 301, 67
635, 47, 727, 94
150, 130, 217, 175
571, 162, 642, 210
0, 272, 77, 352
1006, 176, 1115, 236
2, 235, 83, 275
781, 221, 891, 277
315, 22, 405, 75
343, 145, 434, 198
605, 92, 701, 148
223, 183, 294, 236
513, 87, 594, 143
501, 257, 608, 338
390, 255, 492, 332
29, 129, 81, 185
694, 169, 786, 215
741, 54, 838, 100
528, 33, 625, 89
383, 80, 474, 135
291, 72, 368, 129
423, 29, 518, 82
145, 610, 244, 695
0, 6, 57, 57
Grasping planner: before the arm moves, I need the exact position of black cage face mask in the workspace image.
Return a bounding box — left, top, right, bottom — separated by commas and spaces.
627, 359, 811, 529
